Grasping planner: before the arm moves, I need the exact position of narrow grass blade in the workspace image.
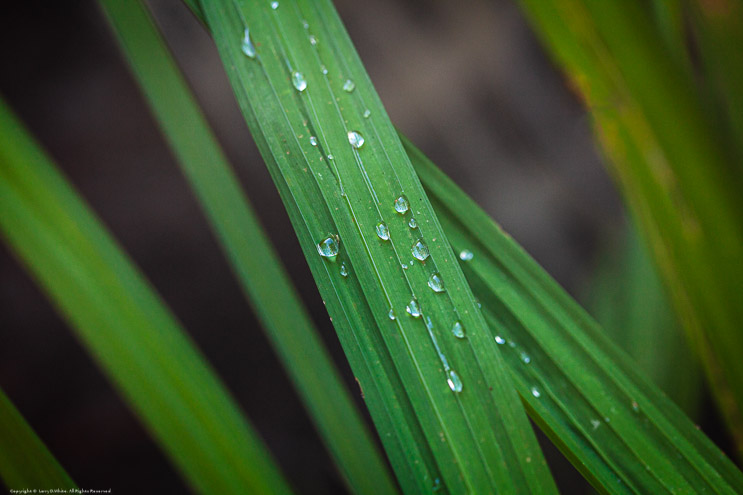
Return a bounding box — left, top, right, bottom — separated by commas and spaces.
404, 135, 743, 494
587, 227, 701, 417
97, 1, 397, 493
0, 99, 292, 495
0, 388, 76, 490
199, 0, 558, 492
517, 0, 743, 451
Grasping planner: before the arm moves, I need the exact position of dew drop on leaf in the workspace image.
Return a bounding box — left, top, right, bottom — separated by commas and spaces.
347, 130, 365, 149
343, 79, 356, 92
406, 298, 422, 318
459, 249, 474, 261
376, 222, 390, 241
447, 370, 463, 393
270, 1, 279, 9
451, 321, 465, 339
531, 386, 541, 398
316, 235, 339, 261
428, 272, 445, 292
494, 335, 505, 344
412, 240, 430, 261
340, 263, 349, 277
241, 28, 256, 59
388, 308, 396, 320
408, 217, 418, 229
292, 71, 307, 92
309, 136, 318, 146
394, 195, 409, 214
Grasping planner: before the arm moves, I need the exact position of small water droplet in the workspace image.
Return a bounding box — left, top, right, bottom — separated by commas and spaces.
507, 340, 516, 348
363, 109, 371, 118
347, 130, 365, 149
428, 272, 445, 292
476, 299, 482, 309
451, 321, 465, 339
309, 136, 318, 146
321, 65, 328, 75
447, 370, 463, 393
316, 235, 339, 261
241, 28, 256, 58
402, 263, 408, 270
495, 335, 505, 344
632, 401, 640, 413
408, 217, 418, 229
375, 222, 390, 241
327, 153, 334, 160
393, 195, 409, 214
270, 1, 279, 9
406, 298, 421, 318
340, 263, 349, 277
459, 249, 474, 261
412, 240, 430, 261
388, 308, 396, 320
520, 351, 531, 364
604, 416, 610, 423
343, 79, 356, 92
292, 71, 307, 92
432, 478, 442, 492
590, 419, 601, 430
531, 387, 541, 398
309, 35, 318, 45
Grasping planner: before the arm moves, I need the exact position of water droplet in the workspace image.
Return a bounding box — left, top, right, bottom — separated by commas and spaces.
520, 351, 531, 364
327, 154, 334, 160
394, 195, 409, 214
531, 386, 541, 398
309, 35, 318, 45
447, 370, 463, 393
316, 235, 339, 261
408, 217, 418, 229
459, 249, 474, 261
412, 240, 430, 261
388, 308, 396, 320
363, 109, 371, 118
347, 130, 365, 149
406, 298, 421, 318
309, 136, 318, 146
241, 28, 256, 58
507, 340, 516, 348
428, 272, 445, 292
402, 263, 408, 270
270, 1, 279, 9
340, 263, 349, 277
375, 222, 390, 241
292, 71, 307, 92
476, 299, 482, 309
495, 335, 505, 344
590, 419, 601, 430
432, 478, 442, 492
321, 65, 328, 75
343, 79, 356, 92
451, 321, 465, 339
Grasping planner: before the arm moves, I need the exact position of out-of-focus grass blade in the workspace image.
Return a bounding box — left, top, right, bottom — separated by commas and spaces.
404, 135, 743, 494
199, 0, 558, 492
587, 227, 701, 417
97, 2, 397, 493
0, 388, 76, 490
517, 0, 743, 451
0, 99, 292, 495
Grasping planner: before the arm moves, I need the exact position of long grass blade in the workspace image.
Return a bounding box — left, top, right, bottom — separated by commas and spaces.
405, 135, 743, 494
0, 99, 292, 495
96, 1, 398, 493
198, 0, 558, 492
0, 388, 76, 490
517, 0, 743, 451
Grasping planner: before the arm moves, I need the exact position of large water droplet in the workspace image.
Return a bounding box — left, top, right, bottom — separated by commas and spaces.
394, 195, 409, 214
388, 308, 396, 320
459, 249, 474, 261
428, 272, 445, 292
241, 28, 256, 58
408, 217, 418, 229
343, 79, 356, 92
412, 240, 430, 261
292, 71, 307, 92
316, 235, 339, 261
406, 298, 421, 318
447, 370, 463, 393
363, 109, 371, 119
347, 131, 365, 149
309, 136, 318, 146
340, 263, 349, 277
494, 335, 505, 344
531, 386, 541, 398
376, 222, 390, 241
270, 1, 279, 9
451, 321, 465, 339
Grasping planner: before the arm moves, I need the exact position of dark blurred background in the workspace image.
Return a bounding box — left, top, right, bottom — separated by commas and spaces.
0, 0, 730, 493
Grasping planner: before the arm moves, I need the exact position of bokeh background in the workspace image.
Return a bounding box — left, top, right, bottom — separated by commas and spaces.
0, 0, 732, 493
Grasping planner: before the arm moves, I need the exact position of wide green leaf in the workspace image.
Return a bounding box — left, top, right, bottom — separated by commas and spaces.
198, 0, 558, 492
0, 99, 292, 495
0, 388, 76, 491
97, 1, 397, 493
